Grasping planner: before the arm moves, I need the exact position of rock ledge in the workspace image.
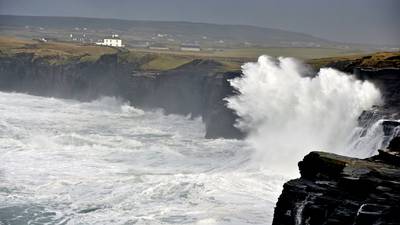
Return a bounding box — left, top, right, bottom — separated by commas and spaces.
273, 140, 400, 225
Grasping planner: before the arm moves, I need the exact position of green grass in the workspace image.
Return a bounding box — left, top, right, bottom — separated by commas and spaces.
308, 51, 400, 69
212, 47, 365, 59
129, 47, 366, 60
0, 36, 118, 64
140, 54, 192, 71
3, 36, 392, 72
119, 50, 244, 71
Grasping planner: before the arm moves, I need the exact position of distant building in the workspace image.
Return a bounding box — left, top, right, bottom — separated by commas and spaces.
130, 41, 150, 48
96, 34, 124, 47
180, 44, 201, 52
39, 38, 48, 43
149, 43, 169, 50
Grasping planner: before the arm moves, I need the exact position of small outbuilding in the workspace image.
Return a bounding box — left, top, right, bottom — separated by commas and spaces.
180, 44, 201, 52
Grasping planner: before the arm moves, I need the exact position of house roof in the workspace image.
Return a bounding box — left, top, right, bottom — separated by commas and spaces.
105, 37, 121, 40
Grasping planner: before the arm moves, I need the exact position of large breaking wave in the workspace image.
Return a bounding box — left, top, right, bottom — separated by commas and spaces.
226, 55, 382, 174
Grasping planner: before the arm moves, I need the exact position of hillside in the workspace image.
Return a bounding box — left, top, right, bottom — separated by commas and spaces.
0, 36, 374, 72
0, 36, 243, 70
0, 15, 337, 48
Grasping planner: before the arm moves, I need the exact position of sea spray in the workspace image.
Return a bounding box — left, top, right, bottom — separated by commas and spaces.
226, 55, 382, 175
346, 119, 400, 158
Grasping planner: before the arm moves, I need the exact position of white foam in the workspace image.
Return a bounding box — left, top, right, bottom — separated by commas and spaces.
226, 55, 382, 175
0, 91, 278, 225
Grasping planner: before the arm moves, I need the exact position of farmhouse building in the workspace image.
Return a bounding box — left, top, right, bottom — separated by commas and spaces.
96, 34, 124, 47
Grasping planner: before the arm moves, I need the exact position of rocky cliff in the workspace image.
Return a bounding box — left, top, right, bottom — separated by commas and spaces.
273, 136, 400, 225
0, 52, 244, 139
0, 51, 399, 140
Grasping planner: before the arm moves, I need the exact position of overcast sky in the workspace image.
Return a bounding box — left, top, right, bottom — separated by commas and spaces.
0, 0, 399, 45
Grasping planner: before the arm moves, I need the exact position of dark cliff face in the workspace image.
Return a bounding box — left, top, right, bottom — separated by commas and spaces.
0, 54, 243, 139
0, 53, 126, 100
273, 144, 400, 225
128, 59, 244, 139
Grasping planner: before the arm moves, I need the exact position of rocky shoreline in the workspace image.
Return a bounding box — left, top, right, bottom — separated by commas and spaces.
273, 137, 400, 225
1, 51, 400, 224
1, 52, 399, 139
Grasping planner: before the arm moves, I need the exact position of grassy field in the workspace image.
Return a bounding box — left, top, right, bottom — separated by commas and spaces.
125, 46, 368, 70
308, 51, 400, 69
0, 36, 118, 64
203, 47, 364, 59
128, 46, 366, 60
1, 36, 391, 71
0, 36, 246, 70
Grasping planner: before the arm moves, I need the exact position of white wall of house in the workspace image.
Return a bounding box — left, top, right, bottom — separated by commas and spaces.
104, 38, 122, 47
96, 38, 123, 47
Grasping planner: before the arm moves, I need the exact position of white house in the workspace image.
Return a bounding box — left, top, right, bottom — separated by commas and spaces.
96, 34, 124, 47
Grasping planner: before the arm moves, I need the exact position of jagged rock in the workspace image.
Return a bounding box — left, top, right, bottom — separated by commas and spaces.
273, 138, 400, 225
382, 120, 400, 136
388, 137, 400, 151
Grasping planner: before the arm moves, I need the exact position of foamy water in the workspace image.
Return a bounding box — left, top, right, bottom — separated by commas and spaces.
0, 92, 285, 225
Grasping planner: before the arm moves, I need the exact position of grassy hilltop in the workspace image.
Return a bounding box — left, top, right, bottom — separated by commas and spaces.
308, 51, 400, 70
0, 36, 240, 70
1, 36, 397, 71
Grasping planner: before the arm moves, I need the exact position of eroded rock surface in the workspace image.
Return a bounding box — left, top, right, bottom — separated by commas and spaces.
273, 140, 400, 225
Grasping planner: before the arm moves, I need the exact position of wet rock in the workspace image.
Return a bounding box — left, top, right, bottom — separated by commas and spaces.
388, 136, 400, 151
382, 120, 400, 136
354, 204, 390, 225
273, 138, 400, 225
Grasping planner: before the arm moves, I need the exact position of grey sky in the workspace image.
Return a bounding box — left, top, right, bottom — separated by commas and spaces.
0, 0, 399, 45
